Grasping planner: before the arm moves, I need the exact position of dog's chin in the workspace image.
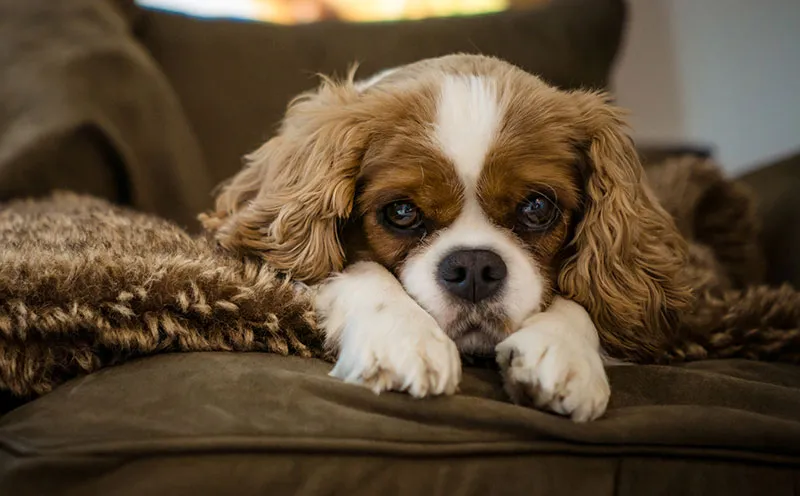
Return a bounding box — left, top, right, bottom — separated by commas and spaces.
444, 310, 510, 357
453, 330, 501, 356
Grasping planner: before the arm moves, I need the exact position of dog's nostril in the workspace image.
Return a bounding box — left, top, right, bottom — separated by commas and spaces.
443, 266, 467, 283
475, 250, 508, 284
481, 264, 506, 282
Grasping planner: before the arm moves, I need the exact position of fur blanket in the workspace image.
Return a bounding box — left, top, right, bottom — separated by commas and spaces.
645, 157, 799, 363
1, 156, 798, 398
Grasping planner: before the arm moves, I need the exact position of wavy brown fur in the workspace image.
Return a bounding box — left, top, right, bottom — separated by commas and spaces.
1, 155, 798, 398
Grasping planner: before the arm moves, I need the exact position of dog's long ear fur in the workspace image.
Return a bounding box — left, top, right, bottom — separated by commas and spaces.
200, 74, 368, 283
559, 93, 693, 362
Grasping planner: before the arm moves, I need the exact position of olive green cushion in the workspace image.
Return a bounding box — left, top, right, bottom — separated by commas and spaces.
2, 353, 799, 495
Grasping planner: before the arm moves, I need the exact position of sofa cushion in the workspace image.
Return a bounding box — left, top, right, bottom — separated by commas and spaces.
1, 353, 799, 495
137, 0, 626, 186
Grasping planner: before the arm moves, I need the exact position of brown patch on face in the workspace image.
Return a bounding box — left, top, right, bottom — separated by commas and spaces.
478, 169, 579, 306
476, 72, 588, 306
350, 87, 465, 273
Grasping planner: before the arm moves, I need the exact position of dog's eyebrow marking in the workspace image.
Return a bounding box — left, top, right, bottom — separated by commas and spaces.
433, 74, 502, 190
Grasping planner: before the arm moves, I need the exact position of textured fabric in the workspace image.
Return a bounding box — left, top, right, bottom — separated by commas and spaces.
0, 193, 321, 398
0, 0, 213, 230
136, 0, 626, 188
1, 353, 799, 495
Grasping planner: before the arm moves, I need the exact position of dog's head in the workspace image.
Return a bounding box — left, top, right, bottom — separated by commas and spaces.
201, 54, 691, 361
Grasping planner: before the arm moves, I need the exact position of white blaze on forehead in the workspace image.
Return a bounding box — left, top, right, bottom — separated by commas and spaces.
355, 67, 399, 92
434, 75, 502, 188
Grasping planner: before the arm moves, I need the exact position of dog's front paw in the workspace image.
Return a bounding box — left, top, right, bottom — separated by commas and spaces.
328, 305, 461, 398
496, 328, 610, 422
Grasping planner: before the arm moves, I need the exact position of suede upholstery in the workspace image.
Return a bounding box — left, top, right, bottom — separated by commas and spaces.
2, 354, 800, 495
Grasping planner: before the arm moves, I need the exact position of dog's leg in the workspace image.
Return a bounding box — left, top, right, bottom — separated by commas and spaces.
495, 297, 610, 422
316, 261, 461, 397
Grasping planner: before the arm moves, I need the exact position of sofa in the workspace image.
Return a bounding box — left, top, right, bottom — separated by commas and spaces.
1, 0, 799, 494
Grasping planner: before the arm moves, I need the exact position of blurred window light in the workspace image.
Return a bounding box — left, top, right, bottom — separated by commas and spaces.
136, 0, 511, 24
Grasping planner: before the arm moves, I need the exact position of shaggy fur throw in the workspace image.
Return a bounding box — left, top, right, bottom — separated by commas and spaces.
0, 195, 322, 397
1, 157, 798, 398
645, 157, 800, 363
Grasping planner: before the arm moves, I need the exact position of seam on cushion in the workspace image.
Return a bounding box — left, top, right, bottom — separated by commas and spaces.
2, 436, 800, 467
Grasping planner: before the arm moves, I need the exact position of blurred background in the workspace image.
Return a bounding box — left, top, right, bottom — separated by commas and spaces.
615, 1, 799, 175
136, 0, 542, 24
138, 0, 800, 175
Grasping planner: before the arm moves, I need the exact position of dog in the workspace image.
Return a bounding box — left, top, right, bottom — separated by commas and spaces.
200, 54, 691, 422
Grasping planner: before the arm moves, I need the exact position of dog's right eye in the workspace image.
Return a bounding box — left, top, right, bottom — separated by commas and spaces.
383, 201, 424, 231
516, 192, 560, 232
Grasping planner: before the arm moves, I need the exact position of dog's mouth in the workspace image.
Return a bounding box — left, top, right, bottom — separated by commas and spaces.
447, 311, 509, 356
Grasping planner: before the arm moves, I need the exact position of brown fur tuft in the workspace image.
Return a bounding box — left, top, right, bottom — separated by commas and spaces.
199, 69, 368, 283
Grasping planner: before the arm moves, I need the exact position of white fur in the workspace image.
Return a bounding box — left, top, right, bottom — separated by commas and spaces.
355, 67, 399, 92
400, 74, 544, 353
495, 297, 610, 422
434, 75, 501, 187
316, 261, 461, 397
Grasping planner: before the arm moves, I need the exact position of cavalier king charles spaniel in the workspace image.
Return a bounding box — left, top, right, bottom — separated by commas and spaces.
201, 54, 690, 422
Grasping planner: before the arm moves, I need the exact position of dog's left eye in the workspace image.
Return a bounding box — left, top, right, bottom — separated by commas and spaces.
383, 201, 424, 230
517, 193, 559, 231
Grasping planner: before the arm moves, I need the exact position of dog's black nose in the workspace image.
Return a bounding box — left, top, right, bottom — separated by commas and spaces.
437, 249, 507, 303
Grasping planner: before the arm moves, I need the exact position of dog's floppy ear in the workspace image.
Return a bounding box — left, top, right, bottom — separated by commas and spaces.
558, 92, 692, 361
200, 75, 368, 283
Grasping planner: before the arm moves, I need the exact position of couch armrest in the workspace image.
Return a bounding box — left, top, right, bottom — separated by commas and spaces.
0, 0, 213, 230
